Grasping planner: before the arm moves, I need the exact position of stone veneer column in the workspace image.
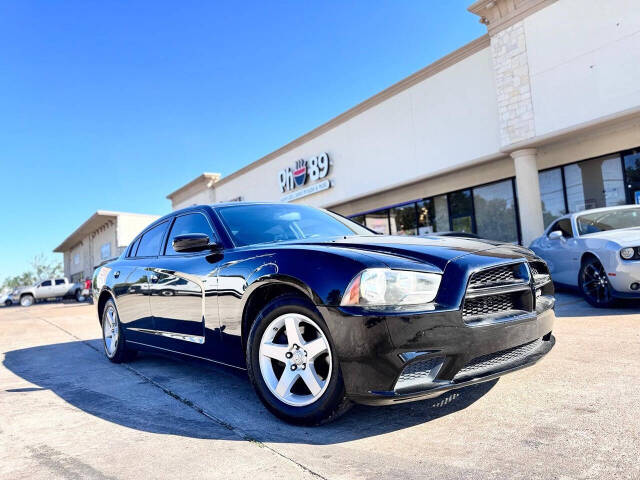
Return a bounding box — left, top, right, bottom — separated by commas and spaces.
491, 20, 536, 146
511, 148, 544, 246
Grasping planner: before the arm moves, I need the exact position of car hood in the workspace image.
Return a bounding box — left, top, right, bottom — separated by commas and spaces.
581, 227, 640, 246
289, 235, 533, 270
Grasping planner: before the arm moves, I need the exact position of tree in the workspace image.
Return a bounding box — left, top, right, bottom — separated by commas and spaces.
1, 254, 62, 290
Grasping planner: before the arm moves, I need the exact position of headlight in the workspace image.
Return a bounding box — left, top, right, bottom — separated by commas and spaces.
341, 268, 441, 307
620, 247, 636, 260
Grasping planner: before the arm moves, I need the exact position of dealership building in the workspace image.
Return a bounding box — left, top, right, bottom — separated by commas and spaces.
54, 211, 160, 281
167, 0, 640, 247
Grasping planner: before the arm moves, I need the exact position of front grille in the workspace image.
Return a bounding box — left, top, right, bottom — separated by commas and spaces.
529, 260, 551, 287
462, 293, 517, 317
454, 338, 543, 380
395, 358, 442, 391
468, 264, 523, 289
463, 262, 532, 322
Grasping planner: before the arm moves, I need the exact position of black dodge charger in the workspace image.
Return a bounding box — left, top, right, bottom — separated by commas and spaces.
93, 202, 555, 425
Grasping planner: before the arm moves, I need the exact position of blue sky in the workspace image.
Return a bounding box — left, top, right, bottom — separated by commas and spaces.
0, 1, 485, 282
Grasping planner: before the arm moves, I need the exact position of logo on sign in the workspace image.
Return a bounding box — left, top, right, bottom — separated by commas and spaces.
278, 153, 330, 193
293, 159, 307, 187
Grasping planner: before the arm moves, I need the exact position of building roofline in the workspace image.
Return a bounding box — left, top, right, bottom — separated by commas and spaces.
166, 172, 221, 200
213, 34, 490, 189
53, 211, 160, 252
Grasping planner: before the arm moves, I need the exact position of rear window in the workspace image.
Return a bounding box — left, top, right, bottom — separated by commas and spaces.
55, 279, 65, 285
136, 221, 168, 257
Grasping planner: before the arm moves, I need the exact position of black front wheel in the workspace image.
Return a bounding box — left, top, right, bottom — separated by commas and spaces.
246, 294, 351, 426
579, 257, 615, 308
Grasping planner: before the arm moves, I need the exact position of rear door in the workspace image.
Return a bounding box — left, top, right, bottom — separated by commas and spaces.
114, 221, 169, 342
53, 278, 68, 296
147, 211, 221, 350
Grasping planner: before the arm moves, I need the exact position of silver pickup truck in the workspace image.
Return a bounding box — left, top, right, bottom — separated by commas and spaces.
18, 277, 89, 307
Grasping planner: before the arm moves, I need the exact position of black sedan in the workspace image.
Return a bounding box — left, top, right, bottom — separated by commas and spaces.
93, 202, 556, 425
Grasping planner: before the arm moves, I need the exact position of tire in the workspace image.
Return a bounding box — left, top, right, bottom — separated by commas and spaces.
20, 294, 34, 307
75, 289, 85, 302
246, 294, 351, 426
579, 257, 615, 308
101, 299, 137, 363
4, 300, 12, 307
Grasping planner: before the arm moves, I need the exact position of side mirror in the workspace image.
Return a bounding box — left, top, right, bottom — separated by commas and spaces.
172, 233, 221, 253
548, 230, 563, 241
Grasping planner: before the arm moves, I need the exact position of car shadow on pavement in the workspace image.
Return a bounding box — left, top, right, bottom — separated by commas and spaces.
3, 340, 497, 444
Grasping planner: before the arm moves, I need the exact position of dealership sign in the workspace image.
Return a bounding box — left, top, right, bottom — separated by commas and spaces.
278, 153, 331, 202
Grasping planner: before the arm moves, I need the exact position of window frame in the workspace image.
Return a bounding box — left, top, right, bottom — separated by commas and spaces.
162, 211, 219, 257
130, 220, 170, 259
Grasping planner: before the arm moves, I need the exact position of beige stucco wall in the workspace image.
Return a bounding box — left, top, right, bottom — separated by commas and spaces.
171, 183, 215, 210
525, 0, 640, 137
116, 213, 160, 248
213, 46, 501, 208
536, 117, 640, 171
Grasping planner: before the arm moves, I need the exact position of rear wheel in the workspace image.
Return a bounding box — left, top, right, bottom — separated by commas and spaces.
246, 294, 350, 425
20, 295, 34, 307
579, 257, 615, 308
75, 289, 85, 302
102, 299, 137, 363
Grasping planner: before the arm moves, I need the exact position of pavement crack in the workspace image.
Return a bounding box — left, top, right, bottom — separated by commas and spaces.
35, 316, 329, 480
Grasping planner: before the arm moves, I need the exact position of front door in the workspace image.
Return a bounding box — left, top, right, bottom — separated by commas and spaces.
36, 280, 54, 298
147, 211, 221, 352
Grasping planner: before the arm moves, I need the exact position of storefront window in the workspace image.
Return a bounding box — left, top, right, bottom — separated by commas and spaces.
433, 195, 450, 232
390, 203, 417, 235
417, 198, 434, 234
624, 149, 640, 204
563, 155, 626, 212
539, 168, 567, 226
364, 210, 390, 234
473, 180, 518, 243
448, 189, 473, 233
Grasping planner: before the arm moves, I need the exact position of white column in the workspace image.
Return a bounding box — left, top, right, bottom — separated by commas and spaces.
511, 148, 544, 246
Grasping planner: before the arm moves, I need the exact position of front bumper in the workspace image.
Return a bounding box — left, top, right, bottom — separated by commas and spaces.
320, 303, 555, 405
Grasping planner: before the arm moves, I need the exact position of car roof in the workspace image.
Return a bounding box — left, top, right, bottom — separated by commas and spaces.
552, 204, 639, 224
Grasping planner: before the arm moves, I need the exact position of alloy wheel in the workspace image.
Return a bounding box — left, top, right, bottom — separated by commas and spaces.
581, 261, 612, 305
103, 305, 120, 357
258, 313, 332, 407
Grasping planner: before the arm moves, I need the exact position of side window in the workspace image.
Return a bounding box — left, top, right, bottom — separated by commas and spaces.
55, 279, 65, 285
136, 221, 169, 257
128, 237, 141, 257
41, 280, 52, 287
550, 219, 573, 238
164, 213, 215, 255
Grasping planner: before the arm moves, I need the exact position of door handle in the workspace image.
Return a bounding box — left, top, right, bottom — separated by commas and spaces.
150, 274, 159, 284
114, 271, 120, 279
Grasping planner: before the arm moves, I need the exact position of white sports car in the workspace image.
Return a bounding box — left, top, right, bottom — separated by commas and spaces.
530, 205, 640, 307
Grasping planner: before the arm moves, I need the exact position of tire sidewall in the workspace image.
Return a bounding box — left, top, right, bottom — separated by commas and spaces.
102, 299, 128, 362
579, 258, 614, 308
246, 294, 346, 425
20, 295, 33, 307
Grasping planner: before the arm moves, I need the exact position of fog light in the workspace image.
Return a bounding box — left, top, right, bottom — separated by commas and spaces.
631, 283, 640, 291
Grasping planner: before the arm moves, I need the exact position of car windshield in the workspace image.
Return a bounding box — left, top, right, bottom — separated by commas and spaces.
576, 207, 640, 235
217, 204, 372, 247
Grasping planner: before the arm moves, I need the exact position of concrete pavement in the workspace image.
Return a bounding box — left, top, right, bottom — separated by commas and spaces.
1, 293, 639, 479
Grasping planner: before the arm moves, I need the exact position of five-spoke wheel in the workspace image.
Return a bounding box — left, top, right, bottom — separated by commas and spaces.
247, 294, 350, 425
579, 257, 614, 308
101, 299, 137, 363
259, 313, 332, 407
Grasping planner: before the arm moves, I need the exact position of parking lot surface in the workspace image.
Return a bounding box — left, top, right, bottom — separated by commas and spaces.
1, 294, 639, 480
